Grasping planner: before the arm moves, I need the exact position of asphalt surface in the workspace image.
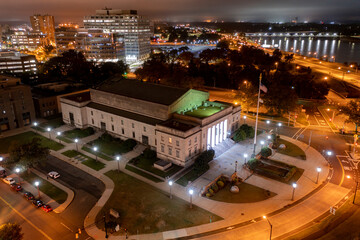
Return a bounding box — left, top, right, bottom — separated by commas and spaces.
0, 155, 105, 240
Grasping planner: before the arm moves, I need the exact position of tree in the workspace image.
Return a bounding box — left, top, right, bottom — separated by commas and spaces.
284, 54, 294, 63
338, 100, 360, 133
8, 138, 49, 172
216, 39, 230, 49
0, 223, 23, 240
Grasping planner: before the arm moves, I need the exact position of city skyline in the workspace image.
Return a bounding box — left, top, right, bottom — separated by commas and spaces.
1, 0, 360, 24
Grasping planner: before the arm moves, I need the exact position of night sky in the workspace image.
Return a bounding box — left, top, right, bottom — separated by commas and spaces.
1, 0, 360, 24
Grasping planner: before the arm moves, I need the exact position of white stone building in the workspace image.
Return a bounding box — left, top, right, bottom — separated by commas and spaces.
60, 79, 241, 167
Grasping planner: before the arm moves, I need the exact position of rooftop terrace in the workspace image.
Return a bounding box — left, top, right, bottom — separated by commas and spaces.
183, 102, 229, 119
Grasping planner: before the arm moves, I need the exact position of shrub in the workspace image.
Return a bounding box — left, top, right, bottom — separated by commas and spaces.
193, 150, 214, 175
208, 189, 214, 194
123, 139, 137, 151
260, 147, 272, 158
143, 148, 156, 159
239, 124, 255, 138
206, 193, 212, 198
211, 183, 219, 192
101, 132, 113, 142
233, 129, 246, 142
284, 167, 297, 182
247, 158, 259, 170
84, 127, 95, 135
217, 180, 224, 188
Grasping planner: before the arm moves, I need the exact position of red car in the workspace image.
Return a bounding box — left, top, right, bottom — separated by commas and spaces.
41, 204, 53, 212
10, 183, 22, 192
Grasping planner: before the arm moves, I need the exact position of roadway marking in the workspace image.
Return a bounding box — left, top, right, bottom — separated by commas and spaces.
60, 222, 74, 232
336, 155, 346, 186
0, 195, 53, 240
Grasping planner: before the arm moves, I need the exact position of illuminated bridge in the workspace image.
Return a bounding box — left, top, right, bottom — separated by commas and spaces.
245, 32, 340, 38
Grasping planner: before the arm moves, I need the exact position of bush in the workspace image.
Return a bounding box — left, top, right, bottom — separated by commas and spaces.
239, 124, 255, 138
217, 180, 224, 188
193, 150, 214, 175
206, 193, 212, 198
100, 132, 113, 142
143, 148, 156, 159
284, 167, 297, 182
260, 147, 272, 158
123, 139, 137, 150
211, 183, 219, 192
233, 129, 246, 142
208, 189, 214, 194
84, 127, 95, 135
247, 158, 259, 170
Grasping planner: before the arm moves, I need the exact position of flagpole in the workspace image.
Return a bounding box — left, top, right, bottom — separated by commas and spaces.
252, 73, 262, 157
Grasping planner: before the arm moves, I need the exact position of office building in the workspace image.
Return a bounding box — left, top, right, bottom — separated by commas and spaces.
11, 30, 47, 51
83, 8, 151, 63
0, 75, 35, 132
0, 51, 38, 81
60, 79, 241, 167
30, 14, 56, 44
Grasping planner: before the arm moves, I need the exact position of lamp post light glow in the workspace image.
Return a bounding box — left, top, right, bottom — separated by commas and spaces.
243, 115, 247, 124
316, 167, 321, 184
74, 138, 79, 151
0, 156, 3, 165
47, 127, 52, 139
266, 120, 270, 124
15, 168, 21, 185
189, 189, 194, 208
93, 147, 98, 161
263, 216, 273, 240
116, 156, 120, 172
169, 180, 173, 199
33, 122, 38, 134
34, 181, 40, 198
244, 153, 248, 165
291, 183, 297, 201
57, 132, 62, 143
267, 135, 271, 140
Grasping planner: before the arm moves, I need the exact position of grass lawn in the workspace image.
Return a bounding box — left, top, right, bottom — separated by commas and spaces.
129, 155, 183, 178
209, 182, 277, 203
96, 170, 222, 235
56, 136, 73, 144
82, 146, 114, 161
62, 150, 106, 171
87, 138, 135, 156
21, 171, 68, 204
288, 192, 360, 240
63, 128, 94, 139
39, 116, 64, 129
125, 165, 163, 183
276, 138, 306, 160
184, 106, 222, 118
176, 167, 207, 187
0, 131, 64, 153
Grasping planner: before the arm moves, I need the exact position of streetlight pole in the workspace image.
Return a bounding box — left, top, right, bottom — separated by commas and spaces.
244, 153, 248, 165
243, 116, 247, 124
34, 181, 40, 198
291, 183, 297, 201
116, 156, 120, 172
354, 179, 359, 204
93, 147, 98, 161
57, 132, 62, 143
0, 156, 3, 166
189, 189, 194, 209
103, 215, 108, 239
15, 168, 21, 185
33, 122, 38, 134
169, 180, 173, 199
47, 127, 51, 139
74, 138, 79, 151
263, 216, 272, 240
316, 167, 322, 184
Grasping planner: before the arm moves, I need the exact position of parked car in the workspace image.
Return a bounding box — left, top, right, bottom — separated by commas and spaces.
32, 199, 43, 208
48, 171, 60, 179
10, 183, 22, 192
2, 177, 15, 185
41, 204, 53, 212
23, 192, 35, 201
0, 167, 6, 178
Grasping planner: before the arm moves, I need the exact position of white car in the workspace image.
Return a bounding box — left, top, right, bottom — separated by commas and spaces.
48, 171, 60, 179
3, 177, 15, 185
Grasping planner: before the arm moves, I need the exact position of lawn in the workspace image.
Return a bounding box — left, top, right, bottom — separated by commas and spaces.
56, 136, 73, 144
176, 167, 206, 187
0, 131, 64, 153
128, 155, 183, 178
82, 146, 114, 161
39, 116, 64, 129
209, 182, 277, 203
125, 165, 163, 183
288, 192, 360, 240
63, 127, 94, 139
96, 170, 222, 235
21, 171, 68, 204
276, 138, 306, 160
62, 150, 106, 171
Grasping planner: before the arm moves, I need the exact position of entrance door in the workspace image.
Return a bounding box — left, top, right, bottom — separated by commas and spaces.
100, 122, 106, 131
69, 112, 75, 125
142, 135, 149, 145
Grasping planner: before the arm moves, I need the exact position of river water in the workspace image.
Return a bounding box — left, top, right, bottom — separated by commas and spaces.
249, 37, 360, 64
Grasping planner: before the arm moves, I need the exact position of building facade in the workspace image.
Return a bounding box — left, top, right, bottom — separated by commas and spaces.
30, 14, 56, 44
0, 75, 35, 132
83, 8, 151, 63
60, 79, 241, 167
0, 51, 38, 81
11, 30, 47, 51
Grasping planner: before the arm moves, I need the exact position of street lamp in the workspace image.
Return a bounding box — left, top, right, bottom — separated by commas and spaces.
243, 115, 247, 124
47, 127, 51, 139
266, 120, 270, 124
291, 183, 297, 201
116, 156, 120, 172
189, 189, 194, 208
168, 180, 173, 199
267, 135, 271, 140
34, 181, 40, 198
347, 175, 359, 204
33, 122, 38, 134
0, 156, 3, 166
263, 216, 273, 240
260, 140, 265, 147
57, 132, 62, 143
15, 168, 21, 185
93, 147, 98, 161
316, 167, 322, 184
74, 138, 79, 151
244, 153, 248, 165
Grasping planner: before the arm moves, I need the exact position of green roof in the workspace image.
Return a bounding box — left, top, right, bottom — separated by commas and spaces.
184, 105, 223, 119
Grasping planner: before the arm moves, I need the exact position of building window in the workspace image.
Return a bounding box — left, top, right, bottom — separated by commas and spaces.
189, 139, 191, 146
132, 131, 135, 138
161, 136, 164, 142
194, 146, 197, 154
91, 111, 93, 116
189, 149, 191, 157
195, 136, 197, 143
176, 150, 180, 158
111, 125, 114, 131
132, 123, 134, 128
91, 119, 94, 124
143, 126, 146, 132
168, 147, 172, 155
176, 140, 179, 146
111, 117, 113, 122
161, 145, 164, 152
122, 128, 124, 134
121, 120, 124, 125
155, 139, 157, 145
169, 137, 172, 144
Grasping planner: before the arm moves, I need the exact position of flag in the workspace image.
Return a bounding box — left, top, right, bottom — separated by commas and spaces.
259, 98, 263, 103
260, 83, 268, 93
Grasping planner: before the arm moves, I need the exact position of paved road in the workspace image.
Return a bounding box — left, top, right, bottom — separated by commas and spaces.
0, 155, 105, 240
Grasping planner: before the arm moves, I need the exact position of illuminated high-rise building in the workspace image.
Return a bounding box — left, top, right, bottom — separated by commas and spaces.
30, 14, 56, 45
83, 8, 151, 63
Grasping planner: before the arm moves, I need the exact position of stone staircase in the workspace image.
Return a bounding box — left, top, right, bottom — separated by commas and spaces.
213, 138, 236, 157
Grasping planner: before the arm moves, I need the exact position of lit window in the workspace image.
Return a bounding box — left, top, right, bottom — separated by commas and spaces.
169, 137, 172, 144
